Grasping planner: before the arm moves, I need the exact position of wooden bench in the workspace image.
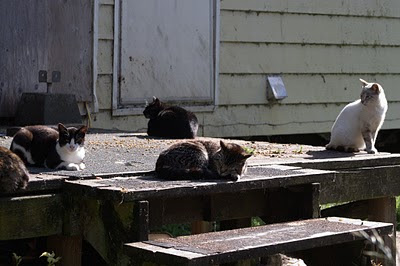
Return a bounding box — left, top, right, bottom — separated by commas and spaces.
124, 217, 393, 266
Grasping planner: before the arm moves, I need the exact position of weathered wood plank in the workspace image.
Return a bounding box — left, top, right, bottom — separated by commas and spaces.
124, 217, 393, 265
220, 43, 400, 74
219, 74, 400, 105
97, 40, 113, 74
320, 165, 400, 204
82, 199, 134, 265
284, 153, 400, 170
0, 194, 63, 240
220, 0, 400, 18
64, 167, 334, 202
221, 11, 400, 46
322, 197, 397, 265
47, 235, 82, 266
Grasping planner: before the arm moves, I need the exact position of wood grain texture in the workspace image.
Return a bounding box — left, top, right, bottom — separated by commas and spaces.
0, 0, 93, 117
0, 194, 62, 240
124, 217, 393, 265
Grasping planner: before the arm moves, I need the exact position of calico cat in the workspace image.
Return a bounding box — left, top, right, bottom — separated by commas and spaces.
0, 146, 30, 193
143, 96, 199, 139
326, 78, 388, 154
10, 123, 88, 170
156, 140, 252, 181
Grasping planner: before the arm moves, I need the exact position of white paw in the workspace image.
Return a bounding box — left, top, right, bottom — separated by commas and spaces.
367, 148, 378, 154
65, 163, 80, 171
79, 163, 86, 170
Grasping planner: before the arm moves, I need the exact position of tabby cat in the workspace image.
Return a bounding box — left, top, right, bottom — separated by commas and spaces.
0, 146, 30, 193
10, 123, 88, 170
143, 96, 199, 139
326, 78, 388, 153
156, 140, 252, 181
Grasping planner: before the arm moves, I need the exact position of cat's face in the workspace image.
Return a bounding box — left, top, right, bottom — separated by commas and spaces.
143, 97, 162, 119
213, 141, 252, 181
58, 123, 88, 153
359, 79, 382, 105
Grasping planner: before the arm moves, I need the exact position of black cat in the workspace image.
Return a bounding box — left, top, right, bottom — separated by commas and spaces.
143, 97, 199, 139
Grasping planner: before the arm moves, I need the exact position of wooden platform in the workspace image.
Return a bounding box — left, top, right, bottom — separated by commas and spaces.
125, 217, 393, 265
0, 132, 400, 265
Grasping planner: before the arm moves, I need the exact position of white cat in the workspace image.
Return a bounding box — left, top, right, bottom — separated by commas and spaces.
326, 79, 388, 154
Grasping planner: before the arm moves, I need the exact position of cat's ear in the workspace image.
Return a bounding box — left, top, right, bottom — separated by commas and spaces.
77, 125, 88, 135
220, 140, 228, 151
152, 96, 160, 105
371, 83, 380, 93
58, 123, 68, 133
145, 99, 149, 107
359, 78, 369, 87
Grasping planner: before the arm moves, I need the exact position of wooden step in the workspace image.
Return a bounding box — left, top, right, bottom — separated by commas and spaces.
124, 217, 393, 266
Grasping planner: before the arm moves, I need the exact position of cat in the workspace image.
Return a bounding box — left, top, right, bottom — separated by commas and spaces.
155, 140, 252, 181
326, 78, 388, 154
0, 146, 30, 193
10, 123, 88, 171
143, 96, 199, 139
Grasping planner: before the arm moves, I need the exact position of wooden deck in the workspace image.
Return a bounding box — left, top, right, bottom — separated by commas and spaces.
125, 217, 393, 265
0, 132, 399, 265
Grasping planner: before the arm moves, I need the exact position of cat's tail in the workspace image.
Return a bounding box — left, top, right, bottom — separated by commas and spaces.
155, 166, 218, 180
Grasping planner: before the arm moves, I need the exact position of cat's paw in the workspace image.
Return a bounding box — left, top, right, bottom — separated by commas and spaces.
79, 163, 86, 170
367, 148, 378, 154
65, 163, 81, 171
228, 174, 240, 182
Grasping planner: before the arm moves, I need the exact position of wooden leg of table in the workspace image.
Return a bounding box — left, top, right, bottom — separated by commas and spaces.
367, 196, 396, 266
47, 235, 82, 266
322, 196, 396, 265
220, 218, 252, 231
191, 221, 213, 234
132, 201, 149, 241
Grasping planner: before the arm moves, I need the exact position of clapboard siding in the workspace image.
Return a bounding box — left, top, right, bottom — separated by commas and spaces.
221, 11, 400, 46
220, 0, 400, 18
90, 0, 400, 137
219, 74, 400, 105
220, 43, 400, 74
202, 102, 400, 137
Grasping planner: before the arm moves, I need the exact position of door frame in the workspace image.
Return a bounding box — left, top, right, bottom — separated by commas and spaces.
111, 0, 220, 116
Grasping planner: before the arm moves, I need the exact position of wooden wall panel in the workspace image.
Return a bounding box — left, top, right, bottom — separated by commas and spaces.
0, 0, 93, 117
220, 0, 400, 18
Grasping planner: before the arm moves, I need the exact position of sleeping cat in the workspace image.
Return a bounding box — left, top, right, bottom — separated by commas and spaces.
0, 146, 30, 193
143, 96, 199, 139
10, 123, 88, 170
326, 78, 388, 154
156, 140, 252, 181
